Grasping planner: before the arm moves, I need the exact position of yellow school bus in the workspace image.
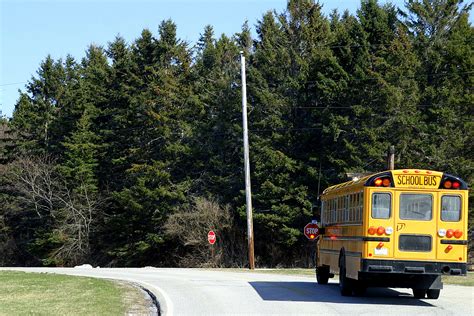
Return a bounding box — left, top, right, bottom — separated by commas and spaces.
316, 169, 469, 299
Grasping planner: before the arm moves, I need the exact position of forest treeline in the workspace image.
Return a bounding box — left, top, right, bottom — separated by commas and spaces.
0, 0, 472, 267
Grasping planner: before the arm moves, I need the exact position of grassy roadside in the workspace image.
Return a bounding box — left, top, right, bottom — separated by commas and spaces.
0, 271, 151, 315
208, 268, 474, 286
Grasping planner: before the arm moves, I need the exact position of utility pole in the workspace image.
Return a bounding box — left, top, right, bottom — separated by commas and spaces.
387, 145, 395, 170
240, 51, 255, 270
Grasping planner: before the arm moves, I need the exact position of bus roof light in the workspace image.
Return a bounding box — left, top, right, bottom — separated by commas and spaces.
439, 174, 467, 190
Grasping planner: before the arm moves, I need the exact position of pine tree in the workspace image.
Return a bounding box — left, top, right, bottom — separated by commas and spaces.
11, 56, 69, 153
107, 20, 196, 265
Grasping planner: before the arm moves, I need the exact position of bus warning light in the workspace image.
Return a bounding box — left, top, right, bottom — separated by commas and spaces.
452, 181, 460, 189
382, 178, 391, 187
444, 180, 452, 189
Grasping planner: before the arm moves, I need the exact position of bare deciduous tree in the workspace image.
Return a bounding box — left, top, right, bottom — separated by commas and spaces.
5, 155, 104, 266
164, 197, 246, 267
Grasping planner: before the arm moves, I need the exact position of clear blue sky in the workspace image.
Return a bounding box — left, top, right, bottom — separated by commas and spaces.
0, 0, 422, 117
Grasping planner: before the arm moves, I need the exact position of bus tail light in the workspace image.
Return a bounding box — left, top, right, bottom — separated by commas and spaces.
438, 229, 446, 237
385, 227, 393, 235
368, 226, 376, 235
454, 229, 462, 238
446, 229, 454, 238
377, 226, 385, 235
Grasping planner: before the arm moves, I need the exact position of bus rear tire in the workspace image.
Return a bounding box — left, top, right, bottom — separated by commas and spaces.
353, 282, 367, 296
426, 289, 440, 299
339, 266, 352, 296
413, 289, 426, 299
316, 266, 329, 285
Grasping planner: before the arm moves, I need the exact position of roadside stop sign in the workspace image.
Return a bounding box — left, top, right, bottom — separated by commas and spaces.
208, 231, 216, 245
304, 222, 320, 240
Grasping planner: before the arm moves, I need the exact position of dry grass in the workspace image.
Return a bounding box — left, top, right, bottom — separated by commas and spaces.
442, 272, 474, 286
117, 281, 156, 315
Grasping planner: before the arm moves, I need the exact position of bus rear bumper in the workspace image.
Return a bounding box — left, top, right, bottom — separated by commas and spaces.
358, 259, 467, 289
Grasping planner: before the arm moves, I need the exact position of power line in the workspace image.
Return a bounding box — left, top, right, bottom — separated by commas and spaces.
0, 82, 27, 87
292, 103, 471, 109
253, 70, 474, 88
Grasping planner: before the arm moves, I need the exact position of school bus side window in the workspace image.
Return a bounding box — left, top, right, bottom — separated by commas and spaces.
441, 195, 461, 222
372, 193, 391, 219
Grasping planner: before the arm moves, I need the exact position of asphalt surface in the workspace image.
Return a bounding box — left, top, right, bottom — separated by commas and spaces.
2, 267, 473, 316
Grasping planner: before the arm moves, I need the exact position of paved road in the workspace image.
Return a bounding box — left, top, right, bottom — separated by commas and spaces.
2, 268, 473, 316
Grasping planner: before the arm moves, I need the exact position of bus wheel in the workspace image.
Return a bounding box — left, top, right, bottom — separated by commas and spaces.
316, 266, 329, 285
412, 289, 426, 299
339, 265, 352, 296
426, 289, 440, 299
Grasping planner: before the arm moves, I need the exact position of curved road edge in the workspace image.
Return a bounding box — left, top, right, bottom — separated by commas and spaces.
130, 278, 174, 316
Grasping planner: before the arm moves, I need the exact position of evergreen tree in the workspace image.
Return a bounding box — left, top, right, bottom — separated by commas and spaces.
107, 21, 195, 265
11, 56, 69, 153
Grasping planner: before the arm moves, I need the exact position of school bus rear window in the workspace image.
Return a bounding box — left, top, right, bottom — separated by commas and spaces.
372, 193, 391, 219
400, 194, 432, 221
399, 235, 432, 252
441, 195, 461, 222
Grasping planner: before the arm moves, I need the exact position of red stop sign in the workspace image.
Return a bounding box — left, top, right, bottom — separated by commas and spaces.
304, 222, 320, 240
208, 231, 216, 245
